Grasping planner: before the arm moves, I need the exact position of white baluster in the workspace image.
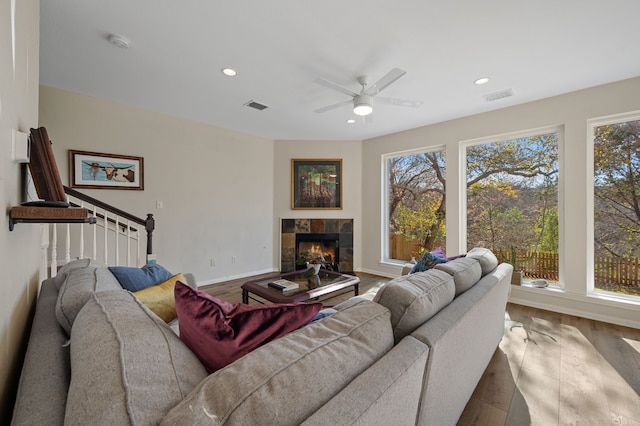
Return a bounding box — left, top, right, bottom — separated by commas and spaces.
41, 224, 50, 282
137, 224, 142, 266
79, 201, 85, 259
65, 224, 71, 264
51, 224, 58, 276
115, 216, 120, 266
126, 220, 131, 267
104, 210, 108, 265
92, 207, 97, 261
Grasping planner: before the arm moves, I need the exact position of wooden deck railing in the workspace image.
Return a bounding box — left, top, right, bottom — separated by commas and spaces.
391, 234, 640, 291
42, 186, 155, 277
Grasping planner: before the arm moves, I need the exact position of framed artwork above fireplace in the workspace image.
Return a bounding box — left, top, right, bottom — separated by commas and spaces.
291, 159, 342, 209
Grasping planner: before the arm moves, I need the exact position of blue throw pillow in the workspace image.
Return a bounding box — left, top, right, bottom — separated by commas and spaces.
410, 252, 447, 274
109, 263, 173, 292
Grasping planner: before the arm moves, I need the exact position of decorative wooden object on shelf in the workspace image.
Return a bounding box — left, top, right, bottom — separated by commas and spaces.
9, 206, 96, 231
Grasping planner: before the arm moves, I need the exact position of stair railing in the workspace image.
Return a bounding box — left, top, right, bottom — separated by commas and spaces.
43, 186, 155, 277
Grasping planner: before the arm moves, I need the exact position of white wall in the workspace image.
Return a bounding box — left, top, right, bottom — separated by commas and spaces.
361, 77, 640, 329
273, 140, 363, 270
39, 86, 275, 284
0, 0, 41, 421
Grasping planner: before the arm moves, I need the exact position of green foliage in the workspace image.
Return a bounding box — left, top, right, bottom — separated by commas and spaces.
388, 132, 560, 262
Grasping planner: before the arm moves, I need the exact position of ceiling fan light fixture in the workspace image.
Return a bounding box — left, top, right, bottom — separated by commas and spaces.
222, 68, 237, 77
353, 94, 373, 116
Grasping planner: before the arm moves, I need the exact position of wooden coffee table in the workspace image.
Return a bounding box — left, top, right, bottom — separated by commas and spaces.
242, 269, 359, 305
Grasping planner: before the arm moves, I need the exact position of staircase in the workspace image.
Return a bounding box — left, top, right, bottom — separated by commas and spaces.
42, 186, 155, 278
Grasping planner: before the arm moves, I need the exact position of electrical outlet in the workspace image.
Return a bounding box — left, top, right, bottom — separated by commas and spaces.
210, 258, 216, 267
156, 200, 164, 209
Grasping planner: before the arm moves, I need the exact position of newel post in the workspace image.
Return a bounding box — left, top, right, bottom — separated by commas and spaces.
145, 213, 155, 262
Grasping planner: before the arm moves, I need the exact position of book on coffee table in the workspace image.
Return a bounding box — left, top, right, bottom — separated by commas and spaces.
268, 279, 299, 292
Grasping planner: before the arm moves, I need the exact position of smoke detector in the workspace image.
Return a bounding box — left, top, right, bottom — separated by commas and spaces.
108, 34, 130, 49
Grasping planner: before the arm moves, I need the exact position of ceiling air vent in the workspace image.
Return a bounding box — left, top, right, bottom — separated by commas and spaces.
483, 89, 514, 102
244, 100, 269, 111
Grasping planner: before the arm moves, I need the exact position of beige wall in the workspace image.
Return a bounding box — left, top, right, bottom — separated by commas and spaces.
39, 86, 366, 281
361, 76, 640, 328
39, 86, 276, 285
273, 140, 363, 269
0, 0, 41, 421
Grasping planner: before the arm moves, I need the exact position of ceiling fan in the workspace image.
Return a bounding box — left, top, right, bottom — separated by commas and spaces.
314, 68, 423, 118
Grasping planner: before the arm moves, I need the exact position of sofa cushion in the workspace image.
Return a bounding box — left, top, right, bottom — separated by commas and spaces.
55, 267, 121, 335
52, 258, 94, 290
65, 290, 208, 425
161, 299, 393, 426
108, 263, 173, 292
374, 269, 455, 343
175, 282, 322, 373
434, 257, 482, 296
466, 247, 499, 275
133, 273, 186, 322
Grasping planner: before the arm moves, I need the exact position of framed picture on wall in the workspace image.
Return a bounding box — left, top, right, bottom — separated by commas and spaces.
69, 150, 144, 190
291, 159, 342, 209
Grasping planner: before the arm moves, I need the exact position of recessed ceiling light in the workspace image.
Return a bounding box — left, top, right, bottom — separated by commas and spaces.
474, 77, 490, 85
107, 34, 130, 49
346, 119, 356, 124
222, 68, 237, 77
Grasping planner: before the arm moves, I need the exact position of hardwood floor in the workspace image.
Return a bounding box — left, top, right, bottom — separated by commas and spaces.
200, 273, 640, 425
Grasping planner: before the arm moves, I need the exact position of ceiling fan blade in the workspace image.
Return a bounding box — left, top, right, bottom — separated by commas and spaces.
364, 68, 406, 96
376, 96, 423, 108
314, 78, 359, 98
314, 99, 351, 114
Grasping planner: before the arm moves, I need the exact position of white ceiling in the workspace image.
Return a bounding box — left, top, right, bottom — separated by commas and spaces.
40, 0, 640, 141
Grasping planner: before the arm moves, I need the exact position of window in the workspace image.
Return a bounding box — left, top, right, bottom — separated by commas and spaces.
465, 130, 559, 283
592, 115, 640, 297
384, 148, 446, 262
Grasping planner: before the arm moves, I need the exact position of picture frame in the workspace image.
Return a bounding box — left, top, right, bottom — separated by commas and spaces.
28, 127, 68, 203
291, 159, 342, 209
69, 150, 144, 190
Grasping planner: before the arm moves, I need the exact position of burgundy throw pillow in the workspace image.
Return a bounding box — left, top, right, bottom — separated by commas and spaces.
174, 281, 322, 373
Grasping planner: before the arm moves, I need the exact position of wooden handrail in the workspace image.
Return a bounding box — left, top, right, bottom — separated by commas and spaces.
68, 200, 138, 232
64, 186, 146, 225
64, 186, 155, 257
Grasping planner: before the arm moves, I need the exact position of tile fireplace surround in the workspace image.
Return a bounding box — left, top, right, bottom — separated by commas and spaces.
280, 218, 353, 273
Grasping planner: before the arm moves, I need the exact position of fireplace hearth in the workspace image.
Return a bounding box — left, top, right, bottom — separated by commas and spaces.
281, 219, 353, 273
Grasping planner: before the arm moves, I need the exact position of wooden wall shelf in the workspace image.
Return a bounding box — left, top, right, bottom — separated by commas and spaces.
9, 206, 96, 231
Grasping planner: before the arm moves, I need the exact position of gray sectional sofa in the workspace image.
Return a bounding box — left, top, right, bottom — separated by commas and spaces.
11, 248, 512, 425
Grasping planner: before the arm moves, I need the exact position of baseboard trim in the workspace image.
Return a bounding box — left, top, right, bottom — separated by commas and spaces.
509, 285, 640, 329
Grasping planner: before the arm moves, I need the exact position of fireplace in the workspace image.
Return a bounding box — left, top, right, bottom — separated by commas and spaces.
295, 233, 339, 271
281, 219, 353, 273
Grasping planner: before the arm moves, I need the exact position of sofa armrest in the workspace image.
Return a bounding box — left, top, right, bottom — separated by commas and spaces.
302, 336, 428, 426
12, 279, 70, 426
401, 263, 414, 275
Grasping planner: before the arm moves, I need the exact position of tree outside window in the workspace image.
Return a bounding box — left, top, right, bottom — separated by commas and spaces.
387, 150, 446, 261
593, 118, 640, 296
466, 132, 559, 281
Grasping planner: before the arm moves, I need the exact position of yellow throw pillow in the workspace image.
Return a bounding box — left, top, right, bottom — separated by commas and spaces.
133, 273, 186, 322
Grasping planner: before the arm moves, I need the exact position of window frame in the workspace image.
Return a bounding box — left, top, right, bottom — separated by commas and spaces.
460, 125, 564, 286
381, 145, 446, 265
587, 110, 640, 302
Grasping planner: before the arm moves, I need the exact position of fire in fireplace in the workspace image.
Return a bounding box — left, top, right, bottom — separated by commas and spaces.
295, 233, 339, 271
